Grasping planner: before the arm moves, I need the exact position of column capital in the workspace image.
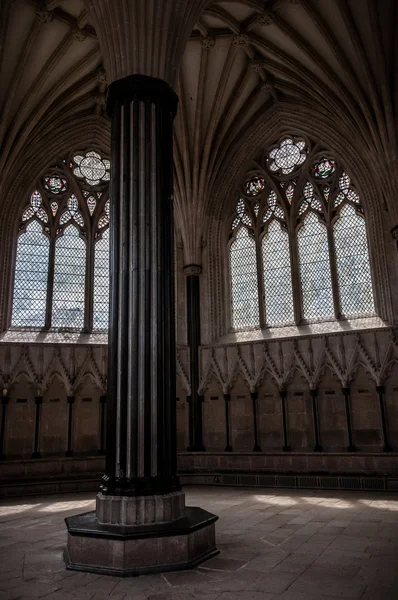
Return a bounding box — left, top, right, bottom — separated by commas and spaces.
84, 0, 212, 85
106, 74, 178, 118
183, 264, 202, 276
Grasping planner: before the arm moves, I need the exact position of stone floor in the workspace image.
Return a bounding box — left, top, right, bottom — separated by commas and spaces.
1, 487, 398, 600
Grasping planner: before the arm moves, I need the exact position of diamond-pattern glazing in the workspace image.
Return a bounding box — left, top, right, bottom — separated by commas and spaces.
230, 227, 259, 330
12, 221, 50, 327
93, 229, 110, 330
334, 204, 375, 316
262, 221, 294, 326
298, 213, 334, 320
52, 226, 86, 328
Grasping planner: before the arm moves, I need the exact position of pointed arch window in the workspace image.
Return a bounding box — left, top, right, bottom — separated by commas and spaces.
10, 150, 110, 331
12, 220, 50, 327
228, 136, 375, 331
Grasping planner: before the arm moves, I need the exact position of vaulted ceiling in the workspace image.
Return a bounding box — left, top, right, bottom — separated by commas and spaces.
1, 0, 397, 261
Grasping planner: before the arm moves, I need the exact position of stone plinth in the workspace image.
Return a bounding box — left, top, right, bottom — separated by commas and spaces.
96, 490, 185, 525
64, 507, 218, 576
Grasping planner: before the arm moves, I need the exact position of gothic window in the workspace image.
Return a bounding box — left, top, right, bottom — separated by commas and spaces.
228, 136, 375, 331
12, 220, 50, 327
52, 226, 86, 328
11, 150, 110, 331
230, 227, 259, 329
93, 228, 110, 330
262, 220, 294, 326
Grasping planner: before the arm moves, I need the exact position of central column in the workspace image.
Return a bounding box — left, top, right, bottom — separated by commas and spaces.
102, 74, 179, 501
65, 74, 218, 575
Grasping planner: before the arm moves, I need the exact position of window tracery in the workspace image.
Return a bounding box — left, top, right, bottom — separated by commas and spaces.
11, 150, 110, 332
228, 135, 375, 331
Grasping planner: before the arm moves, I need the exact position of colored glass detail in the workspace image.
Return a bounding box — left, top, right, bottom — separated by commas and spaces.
43, 175, 68, 194
313, 157, 336, 179
246, 176, 265, 196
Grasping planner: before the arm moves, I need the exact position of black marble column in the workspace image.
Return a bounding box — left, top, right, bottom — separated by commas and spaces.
0, 394, 8, 459
342, 387, 356, 452
32, 396, 42, 459
224, 394, 233, 452
279, 390, 290, 452
251, 392, 262, 451
185, 265, 205, 451
311, 389, 322, 452
376, 385, 392, 452
98, 395, 106, 455
66, 396, 75, 457
102, 75, 180, 496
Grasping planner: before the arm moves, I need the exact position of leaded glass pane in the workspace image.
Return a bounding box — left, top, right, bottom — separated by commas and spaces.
12, 221, 50, 327
298, 213, 334, 320
334, 204, 375, 316
52, 226, 86, 328
262, 221, 294, 326
230, 227, 259, 329
93, 229, 110, 330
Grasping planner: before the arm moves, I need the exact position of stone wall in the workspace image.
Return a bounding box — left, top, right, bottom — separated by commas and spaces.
1, 325, 398, 491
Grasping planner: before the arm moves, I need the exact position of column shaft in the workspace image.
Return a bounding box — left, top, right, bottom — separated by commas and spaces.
32, 396, 42, 459
186, 268, 205, 451
376, 385, 392, 452
224, 394, 232, 452
251, 392, 261, 451
103, 75, 179, 496
311, 389, 322, 452
342, 387, 355, 452
0, 397, 8, 459
66, 396, 74, 457
280, 391, 290, 452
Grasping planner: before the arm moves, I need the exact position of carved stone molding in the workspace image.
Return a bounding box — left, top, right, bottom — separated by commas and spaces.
201, 36, 216, 49
183, 264, 202, 276
231, 34, 250, 49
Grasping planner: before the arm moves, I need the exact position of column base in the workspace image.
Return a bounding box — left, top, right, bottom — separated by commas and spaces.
65, 506, 218, 577
96, 490, 185, 526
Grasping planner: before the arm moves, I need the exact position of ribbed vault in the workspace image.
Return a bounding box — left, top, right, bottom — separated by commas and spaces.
0, 0, 397, 315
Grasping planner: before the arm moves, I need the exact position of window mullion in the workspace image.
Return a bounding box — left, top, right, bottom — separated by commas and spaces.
290, 224, 303, 325
327, 222, 341, 319
256, 235, 266, 328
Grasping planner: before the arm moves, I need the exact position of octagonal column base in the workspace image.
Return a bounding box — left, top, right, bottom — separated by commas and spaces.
64, 507, 218, 576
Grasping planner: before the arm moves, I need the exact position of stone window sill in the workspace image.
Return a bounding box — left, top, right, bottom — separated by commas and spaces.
218, 316, 390, 345
0, 330, 108, 345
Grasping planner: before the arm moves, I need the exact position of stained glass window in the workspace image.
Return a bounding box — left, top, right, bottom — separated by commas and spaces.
262, 221, 294, 326
52, 226, 86, 328
12, 221, 50, 327
73, 151, 110, 186
22, 190, 48, 223
334, 204, 374, 316
93, 229, 110, 330
229, 137, 378, 331
43, 175, 68, 194
230, 227, 259, 329
246, 176, 265, 196
268, 138, 307, 175
12, 151, 111, 331
313, 158, 336, 179
297, 213, 334, 320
